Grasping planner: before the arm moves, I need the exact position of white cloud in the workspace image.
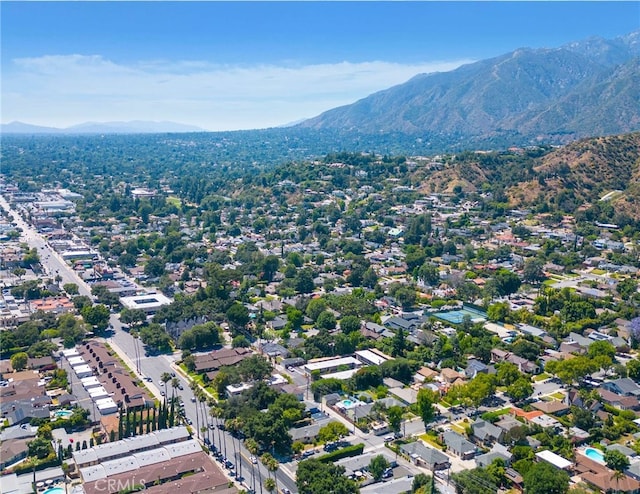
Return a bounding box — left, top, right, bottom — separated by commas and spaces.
2, 54, 472, 130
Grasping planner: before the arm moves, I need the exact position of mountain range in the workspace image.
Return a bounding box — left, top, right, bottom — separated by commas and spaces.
0, 120, 206, 134
3, 31, 639, 148
298, 31, 640, 145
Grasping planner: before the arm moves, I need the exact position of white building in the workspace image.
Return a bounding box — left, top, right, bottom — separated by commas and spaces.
303, 356, 362, 376
120, 292, 172, 314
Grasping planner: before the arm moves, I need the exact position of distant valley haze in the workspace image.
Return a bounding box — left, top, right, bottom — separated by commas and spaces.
1, 1, 639, 132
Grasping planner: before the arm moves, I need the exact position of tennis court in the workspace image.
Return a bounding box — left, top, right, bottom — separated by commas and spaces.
434, 306, 487, 324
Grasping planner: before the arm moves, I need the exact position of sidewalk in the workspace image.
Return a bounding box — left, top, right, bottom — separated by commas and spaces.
104, 337, 163, 399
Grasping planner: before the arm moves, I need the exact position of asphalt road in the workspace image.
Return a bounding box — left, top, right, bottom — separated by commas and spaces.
0, 195, 92, 298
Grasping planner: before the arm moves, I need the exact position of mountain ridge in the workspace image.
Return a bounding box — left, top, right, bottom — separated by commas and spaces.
297, 31, 640, 144
1, 120, 206, 134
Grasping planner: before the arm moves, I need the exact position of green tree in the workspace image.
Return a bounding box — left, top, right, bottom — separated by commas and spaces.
369, 454, 389, 481
316, 311, 337, 331
604, 449, 630, 472
306, 298, 328, 322
506, 378, 533, 402
144, 256, 165, 277
340, 315, 361, 335
523, 461, 569, 494
318, 421, 349, 443
587, 340, 616, 360
12, 267, 26, 279
28, 437, 53, 459
62, 283, 79, 295
522, 258, 545, 284
387, 406, 403, 434
232, 334, 250, 348
295, 268, 315, 294
617, 278, 638, 300
417, 388, 438, 426
353, 366, 382, 390
139, 323, 172, 353
10, 351, 29, 371
493, 269, 521, 296
120, 308, 147, 327
496, 362, 522, 387
226, 303, 249, 329
286, 306, 304, 331
81, 304, 110, 331
627, 358, 640, 382
296, 459, 358, 494
392, 328, 406, 357
487, 302, 510, 322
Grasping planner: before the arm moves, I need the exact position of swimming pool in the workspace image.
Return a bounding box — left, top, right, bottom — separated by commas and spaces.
337, 399, 358, 410
43, 488, 65, 494
53, 410, 73, 419
584, 447, 605, 464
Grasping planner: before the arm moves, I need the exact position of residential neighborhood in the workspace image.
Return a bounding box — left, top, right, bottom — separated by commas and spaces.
1, 143, 640, 494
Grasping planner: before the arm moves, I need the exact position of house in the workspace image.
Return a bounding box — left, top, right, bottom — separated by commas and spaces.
465, 359, 490, 379
442, 430, 476, 460
495, 415, 523, 435
336, 451, 398, 477
597, 388, 640, 411
471, 419, 504, 446
576, 452, 640, 493
475, 444, 512, 469
384, 316, 415, 333
531, 400, 570, 416
490, 349, 539, 374
440, 368, 465, 384
261, 342, 289, 359
389, 386, 418, 405
322, 393, 342, 407
415, 366, 439, 383
400, 442, 450, 470
290, 423, 321, 444
0, 437, 30, 469
602, 378, 640, 397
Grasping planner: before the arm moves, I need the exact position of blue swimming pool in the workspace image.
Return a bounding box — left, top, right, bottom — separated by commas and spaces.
584, 447, 605, 464
43, 488, 65, 494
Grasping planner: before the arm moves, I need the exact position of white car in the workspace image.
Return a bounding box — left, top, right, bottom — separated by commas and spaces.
250, 455, 258, 464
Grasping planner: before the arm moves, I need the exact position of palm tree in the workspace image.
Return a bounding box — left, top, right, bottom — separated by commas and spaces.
226, 418, 241, 479
611, 470, 626, 494
261, 452, 278, 488
170, 377, 179, 401
230, 417, 245, 481
267, 455, 279, 489
160, 372, 171, 401
209, 405, 220, 453
211, 405, 228, 460
198, 393, 208, 440
246, 438, 260, 494
264, 478, 276, 494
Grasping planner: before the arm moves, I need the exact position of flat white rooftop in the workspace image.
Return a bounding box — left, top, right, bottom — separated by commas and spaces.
120, 292, 172, 312
536, 450, 572, 469
303, 356, 361, 373
355, 349, 390, 366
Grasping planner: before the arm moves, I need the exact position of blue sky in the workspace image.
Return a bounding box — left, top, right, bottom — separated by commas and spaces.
2, 2, 639, 130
